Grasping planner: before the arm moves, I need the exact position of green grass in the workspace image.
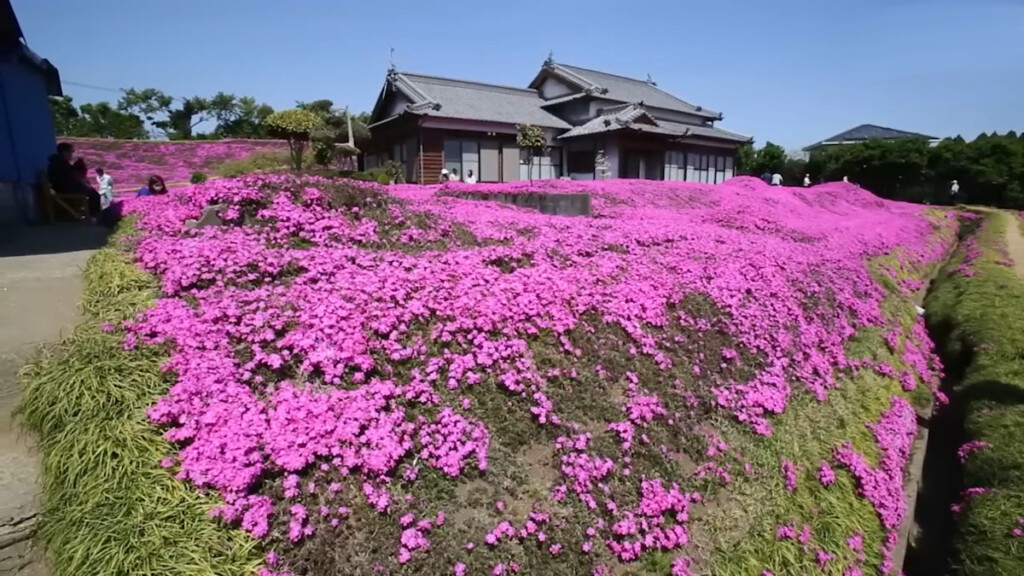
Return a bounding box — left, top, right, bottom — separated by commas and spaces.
15, 220, 262, 576
925, 210, 1024, 574
696, 224, 956, 575
214, 150, 291, 178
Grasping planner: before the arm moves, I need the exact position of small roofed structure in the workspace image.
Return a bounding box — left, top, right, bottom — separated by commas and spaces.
803, 124, 939, 152
0, 0, 63, 224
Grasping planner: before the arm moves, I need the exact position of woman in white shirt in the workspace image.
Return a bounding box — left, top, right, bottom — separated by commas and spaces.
95, 168, 114, 209
464, 169, 477, 184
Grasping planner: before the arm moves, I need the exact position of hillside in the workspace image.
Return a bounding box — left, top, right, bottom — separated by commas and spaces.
60, 137, 288, 190
20, 175, 959, 576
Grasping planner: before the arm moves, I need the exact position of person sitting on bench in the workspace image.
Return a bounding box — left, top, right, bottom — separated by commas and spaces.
47, 142, 101, 220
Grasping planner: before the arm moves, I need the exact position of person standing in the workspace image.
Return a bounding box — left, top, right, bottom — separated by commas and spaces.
771, 172, 783, 186
760, 171, 772, 184
950, 179, 960, 204
440, 168, 450, 182
450, 168, 461, 182
803, 174, 811, 187
95, 168, 114, 209
464, 169, 477, 184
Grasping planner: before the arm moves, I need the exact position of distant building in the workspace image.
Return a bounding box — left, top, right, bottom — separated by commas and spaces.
802, 124, 939, 153
0, 0, 62, 224
365, 56, 751, 184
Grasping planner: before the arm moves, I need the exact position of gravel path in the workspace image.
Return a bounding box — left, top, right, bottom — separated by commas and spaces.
1004, 212, 1024, 278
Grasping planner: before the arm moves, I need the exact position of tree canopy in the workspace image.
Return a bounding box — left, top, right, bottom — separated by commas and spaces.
741, 133, 1024, 209
49, 88, 369, 145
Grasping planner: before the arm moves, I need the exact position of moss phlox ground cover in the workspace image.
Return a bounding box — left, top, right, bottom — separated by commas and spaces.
119, 174, 955, 575
64, 138, 288, 189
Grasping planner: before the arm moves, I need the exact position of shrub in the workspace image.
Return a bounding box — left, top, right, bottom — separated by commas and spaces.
264, 108, 323, 170
190, 171, 208, 184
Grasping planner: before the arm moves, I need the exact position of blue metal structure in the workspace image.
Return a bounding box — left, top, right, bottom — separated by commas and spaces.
0, 0, 62, 224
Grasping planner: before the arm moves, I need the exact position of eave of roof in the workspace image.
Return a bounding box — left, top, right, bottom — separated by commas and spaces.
559, 103, 750, 143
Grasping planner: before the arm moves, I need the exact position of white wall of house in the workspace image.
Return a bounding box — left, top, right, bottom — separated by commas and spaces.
538, 77, 575, 100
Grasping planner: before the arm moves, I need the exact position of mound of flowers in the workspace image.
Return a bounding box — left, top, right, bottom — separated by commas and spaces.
117, 174, 955, 575
62, 137, 288, 191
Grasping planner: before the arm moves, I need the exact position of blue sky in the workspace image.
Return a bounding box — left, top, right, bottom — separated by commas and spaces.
14, 0, 1024, 151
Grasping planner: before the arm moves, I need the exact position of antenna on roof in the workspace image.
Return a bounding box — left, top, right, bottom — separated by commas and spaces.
388, 47, 396, 73
544, 51, 554, 66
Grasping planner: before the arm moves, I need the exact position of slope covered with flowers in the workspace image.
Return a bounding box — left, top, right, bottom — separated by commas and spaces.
61, 137, 287, 190
118, 175, 956, 576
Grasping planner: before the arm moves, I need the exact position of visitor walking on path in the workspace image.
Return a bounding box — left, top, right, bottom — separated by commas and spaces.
950, 180, 960, 204
803, 174, 811, 187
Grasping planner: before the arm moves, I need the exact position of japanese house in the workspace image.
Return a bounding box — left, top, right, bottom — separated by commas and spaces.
803, 124, 940, 153
365, 56, 751, 184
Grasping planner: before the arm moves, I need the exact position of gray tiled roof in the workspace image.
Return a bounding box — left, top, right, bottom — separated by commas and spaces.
387, 72, 571, 129
657, 120, 752, 143
560, 105, 751, 143
552, 63, 721, 120
803, 124, 938, 151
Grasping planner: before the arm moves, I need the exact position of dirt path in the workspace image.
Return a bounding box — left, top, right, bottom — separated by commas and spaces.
1004, 212, 1024, 279
0, 224, 108, 575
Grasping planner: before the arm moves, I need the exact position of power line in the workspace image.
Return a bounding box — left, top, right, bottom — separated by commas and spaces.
62, 80, 188, 102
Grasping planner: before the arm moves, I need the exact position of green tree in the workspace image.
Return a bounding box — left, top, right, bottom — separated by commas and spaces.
48, 95, 81, 136
264, 109, 323, 170
76, 102, 147, 139
166, 96, 211, 140
734, 142, 756, 175
118, 88, 210, 139
516, 124, 547, 183
210, 94, 274, 139
752, 142, 786, 175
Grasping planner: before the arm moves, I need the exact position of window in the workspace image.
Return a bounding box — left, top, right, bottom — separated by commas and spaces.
682, 152, 734, 184
519, 147, 562, 180
444, 140, 462, 179
462, 141, 479, 182
445, 139, 499, 182
567, 140, 596, 179
665, 150, 686, 181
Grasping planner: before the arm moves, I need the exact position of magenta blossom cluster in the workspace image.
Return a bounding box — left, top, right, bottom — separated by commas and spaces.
118, 173, 954, 573
62, 137, 288, 191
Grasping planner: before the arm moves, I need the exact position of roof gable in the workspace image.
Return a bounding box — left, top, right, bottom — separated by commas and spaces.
804, 124, 938, 150
370, 70, 570, 129
529, 61, 721, 120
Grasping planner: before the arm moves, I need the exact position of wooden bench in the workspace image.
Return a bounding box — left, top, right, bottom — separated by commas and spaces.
37, 169, 88, 223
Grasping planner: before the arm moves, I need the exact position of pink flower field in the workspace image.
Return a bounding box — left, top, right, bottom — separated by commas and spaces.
117, 174, 958, 576
61, 137, 288, 190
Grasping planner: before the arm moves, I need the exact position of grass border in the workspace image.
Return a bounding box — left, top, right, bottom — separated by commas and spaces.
15, 219, 262, 576
925, 210, 1024, 574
